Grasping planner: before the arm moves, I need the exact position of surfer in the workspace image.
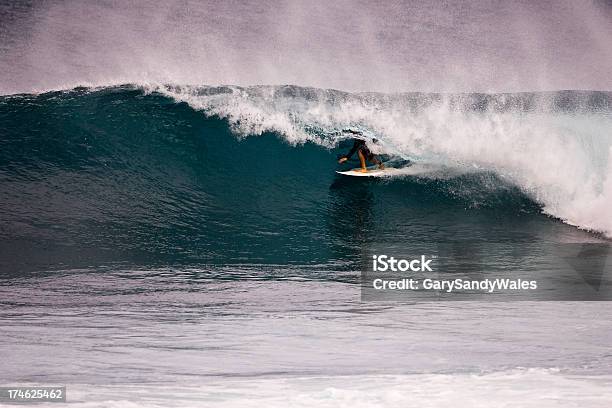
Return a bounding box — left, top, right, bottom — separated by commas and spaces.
337, 130, 384, 172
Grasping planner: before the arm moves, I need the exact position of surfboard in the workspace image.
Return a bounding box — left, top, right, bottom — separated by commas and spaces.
336, 163, 451, 178
335, 167, 401, 177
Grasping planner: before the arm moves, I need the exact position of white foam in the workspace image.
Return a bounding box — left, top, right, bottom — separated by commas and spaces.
21, 369, 612, 408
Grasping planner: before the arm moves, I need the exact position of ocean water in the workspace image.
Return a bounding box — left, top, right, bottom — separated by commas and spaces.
3, 275, 612, 407
2, 1, 612, 406
1, 85, 612, 406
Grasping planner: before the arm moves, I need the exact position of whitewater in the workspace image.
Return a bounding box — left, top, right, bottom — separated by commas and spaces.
3, 274, 612, 408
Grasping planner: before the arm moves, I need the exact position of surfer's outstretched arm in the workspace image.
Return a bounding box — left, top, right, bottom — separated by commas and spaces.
337, 140, 361, 163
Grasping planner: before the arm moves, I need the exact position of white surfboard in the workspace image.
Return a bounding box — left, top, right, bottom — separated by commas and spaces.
335, 167, 401, 177
336, 163, 451, 178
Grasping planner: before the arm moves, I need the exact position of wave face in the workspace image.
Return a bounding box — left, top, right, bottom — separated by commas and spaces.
0, 85, 611, 272
155, 85, 612, 233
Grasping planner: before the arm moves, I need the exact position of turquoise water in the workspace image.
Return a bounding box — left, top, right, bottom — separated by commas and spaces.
1, 86, 609, 275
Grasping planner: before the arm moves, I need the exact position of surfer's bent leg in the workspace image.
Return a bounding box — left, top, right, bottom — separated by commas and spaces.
357, 150, 367, 172
371, 156, 385, 169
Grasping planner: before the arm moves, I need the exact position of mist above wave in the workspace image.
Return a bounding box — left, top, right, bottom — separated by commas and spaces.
1, 1, 611, 95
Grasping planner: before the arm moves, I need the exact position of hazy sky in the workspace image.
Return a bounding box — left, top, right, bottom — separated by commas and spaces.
1, 0, 611, 94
